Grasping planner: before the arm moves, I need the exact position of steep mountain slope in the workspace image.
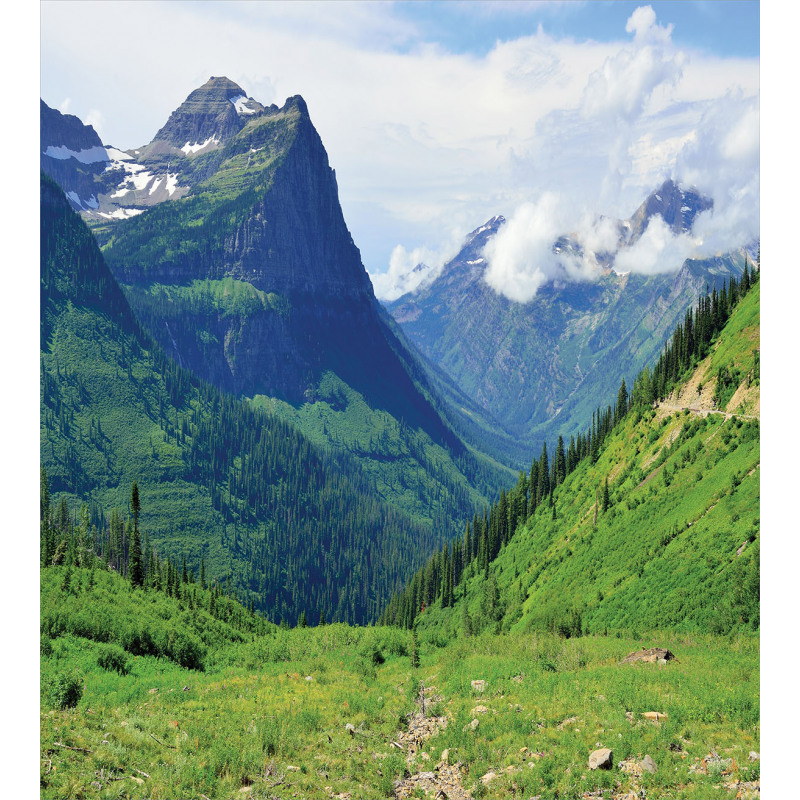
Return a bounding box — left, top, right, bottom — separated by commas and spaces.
39, 173, 465, 624
383, 274, 759, 636
41, 80, 506, 536
40, 100, 113, 214
386, 182, 749, 465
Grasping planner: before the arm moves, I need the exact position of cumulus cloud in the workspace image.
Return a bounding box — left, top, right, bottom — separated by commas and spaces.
581, 5, 683, 123
482, 195, 621, 302
615, 215, 697, 275
674, 91, 759, 256
477, 4, 758, 302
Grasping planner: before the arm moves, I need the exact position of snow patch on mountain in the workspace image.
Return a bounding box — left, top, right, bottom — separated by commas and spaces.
97, 208, 145, 220
231, 95, 257, 115
181, 136, 219, 155
44, 144, 110, 164
64, 191, 100, 211
104, 146, 134, 162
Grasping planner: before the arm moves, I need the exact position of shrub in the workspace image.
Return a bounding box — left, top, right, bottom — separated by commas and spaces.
97, 643, 131, 675
45, 671, 83, 709
40, 633, 53, 657
167, 627, 205, 670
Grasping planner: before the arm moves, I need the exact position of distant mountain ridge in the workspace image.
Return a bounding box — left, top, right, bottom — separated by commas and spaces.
385, 181, 750, 464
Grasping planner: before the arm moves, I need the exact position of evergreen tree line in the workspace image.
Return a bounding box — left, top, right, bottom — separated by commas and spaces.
629, 255, 759, 408
378, 376, 633, 629
378, 255, 760, 630
40, 468, 271, 636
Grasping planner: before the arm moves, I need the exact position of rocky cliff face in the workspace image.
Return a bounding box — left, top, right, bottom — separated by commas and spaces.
40, 100, 111, 212
627, 179, 713, 241
218, 104, 373, 299
91, 80, 457, 447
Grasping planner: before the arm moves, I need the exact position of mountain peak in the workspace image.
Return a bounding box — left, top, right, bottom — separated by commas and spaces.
196, 75, 247, 99
628, 178, 712, 241
283, 94, 309, 116
151, 76, 266, 148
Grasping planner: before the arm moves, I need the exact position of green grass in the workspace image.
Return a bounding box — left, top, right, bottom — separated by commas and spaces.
40, 568, 759, 799
414, 283, 760, 643
136, 278, 289, 320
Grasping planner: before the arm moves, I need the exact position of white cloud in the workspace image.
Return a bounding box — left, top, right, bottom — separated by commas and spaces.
483, 195, 574, 302
477, 5, 758, 301
371, 230, 466, 301
615, 215, 697, 275
581, 5, 683, 122
674, 91, 760, 256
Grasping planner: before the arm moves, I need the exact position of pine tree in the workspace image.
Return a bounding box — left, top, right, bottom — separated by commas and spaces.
616, 378, 628, 425
130, 481, 140, 534
411, 629, 420, 669
602, 477, 610, 513
555, 436, 566, 487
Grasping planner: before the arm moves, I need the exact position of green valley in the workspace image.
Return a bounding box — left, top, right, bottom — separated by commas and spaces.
40, 243, 760, 799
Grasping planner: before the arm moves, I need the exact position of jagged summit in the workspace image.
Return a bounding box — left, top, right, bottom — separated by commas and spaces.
151, 75, 268, 148
627, 178, 712, 241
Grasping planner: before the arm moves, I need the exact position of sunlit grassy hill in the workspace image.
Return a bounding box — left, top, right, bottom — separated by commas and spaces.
408, 280, 760, 641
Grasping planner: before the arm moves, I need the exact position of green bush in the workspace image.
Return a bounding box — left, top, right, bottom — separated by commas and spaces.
45, 671, 83, 709
97, 643, 131, 675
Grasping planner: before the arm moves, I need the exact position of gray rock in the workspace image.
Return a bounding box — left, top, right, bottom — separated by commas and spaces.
640, 754, 657, 774
345, 723, 356, 736
589, 748, 613, 770
621, 647, 675, 664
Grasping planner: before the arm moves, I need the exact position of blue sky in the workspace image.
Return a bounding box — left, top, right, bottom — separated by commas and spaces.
394, 1, 760, 59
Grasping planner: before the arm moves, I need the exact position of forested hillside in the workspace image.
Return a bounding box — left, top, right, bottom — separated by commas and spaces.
381, 266, 760, 638
40, 173, 465, 625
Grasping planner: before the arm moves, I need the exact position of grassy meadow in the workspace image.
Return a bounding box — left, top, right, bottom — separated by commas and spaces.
40, 565, 758, 800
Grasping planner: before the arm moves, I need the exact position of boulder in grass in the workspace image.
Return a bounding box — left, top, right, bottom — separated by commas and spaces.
471, 679, 486, 693
621, 647, 675, 664
589, 748, 613, 770
640, 754, 657, 774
